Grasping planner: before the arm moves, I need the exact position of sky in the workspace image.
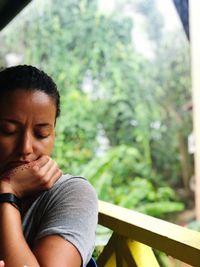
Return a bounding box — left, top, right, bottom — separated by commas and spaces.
3, 0, 184, 64
157, 0, 181, 31
99, 0, 182, 58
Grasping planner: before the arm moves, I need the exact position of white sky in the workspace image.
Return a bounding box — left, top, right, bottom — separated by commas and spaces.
157, 0, 181, 31
99, 0, 181, 27
3, 0, 183, 61
99, 0, 182, 58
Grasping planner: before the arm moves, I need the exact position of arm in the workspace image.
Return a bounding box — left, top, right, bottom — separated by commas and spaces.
33, 235, 81, 267
0, 202, 40, 267
31, 176, 98, 267
0, 156, 81, 267
0, 204, 81, 267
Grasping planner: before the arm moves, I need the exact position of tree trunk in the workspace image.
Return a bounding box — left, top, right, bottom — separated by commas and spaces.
178, 132, 191, 191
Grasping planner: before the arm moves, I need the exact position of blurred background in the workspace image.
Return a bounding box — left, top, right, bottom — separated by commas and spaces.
0, 0, 195, 265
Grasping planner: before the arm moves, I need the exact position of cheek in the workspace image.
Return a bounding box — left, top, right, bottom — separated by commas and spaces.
36, 137, 55, 156
0, 137, 16, 159
0, 137, 17, 170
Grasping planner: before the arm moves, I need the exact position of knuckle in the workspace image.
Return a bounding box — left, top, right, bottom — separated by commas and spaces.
43, 155, 49, 160
55, 163, 60, 170
44, 183, 52, 190
41, 175, 49, 184
41, 178, 51, 189
36, 172, 43, 180
44, 156, 50, 164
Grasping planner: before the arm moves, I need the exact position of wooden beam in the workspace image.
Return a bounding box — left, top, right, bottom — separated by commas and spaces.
189, 0, 200, 219
98, 200, 200, 266
127, 240, 159, 267
0, 0, 33, 31
97, 233, 115, 267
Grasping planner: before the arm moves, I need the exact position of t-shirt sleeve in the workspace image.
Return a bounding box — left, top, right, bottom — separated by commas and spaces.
34, 176, 98, 267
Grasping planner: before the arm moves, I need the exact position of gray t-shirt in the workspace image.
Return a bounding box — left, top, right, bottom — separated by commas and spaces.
22, 174, 98, 266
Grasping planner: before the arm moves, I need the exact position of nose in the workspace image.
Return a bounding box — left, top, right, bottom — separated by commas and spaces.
17, 131, 34, 157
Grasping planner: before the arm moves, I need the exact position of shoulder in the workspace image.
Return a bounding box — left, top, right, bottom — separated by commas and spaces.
39, 174, 98, 217
33, 175, 98, 265
50, 174, 98, 204
54, 173, 95, 190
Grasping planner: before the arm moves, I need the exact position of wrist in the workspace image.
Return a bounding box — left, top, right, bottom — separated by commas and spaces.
0, 193, 21, 212
0, 179, 15, 194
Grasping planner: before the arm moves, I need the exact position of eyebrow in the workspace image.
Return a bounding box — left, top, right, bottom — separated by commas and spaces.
1, 119, 53, 128
0, 119, 21, 125
35, 123, 53, 128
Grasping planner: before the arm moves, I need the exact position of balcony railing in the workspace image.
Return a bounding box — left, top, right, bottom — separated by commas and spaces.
97, 200, 200, 267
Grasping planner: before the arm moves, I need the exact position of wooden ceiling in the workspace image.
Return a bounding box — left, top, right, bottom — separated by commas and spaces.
0, 0, 32, 31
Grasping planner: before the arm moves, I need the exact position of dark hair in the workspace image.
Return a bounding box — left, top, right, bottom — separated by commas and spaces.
0, 65, 60, 118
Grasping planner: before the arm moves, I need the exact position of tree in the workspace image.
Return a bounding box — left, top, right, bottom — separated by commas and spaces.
1, 0, 191, 215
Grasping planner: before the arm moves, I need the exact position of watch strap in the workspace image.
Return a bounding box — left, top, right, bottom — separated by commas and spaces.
0, 193, 21, 211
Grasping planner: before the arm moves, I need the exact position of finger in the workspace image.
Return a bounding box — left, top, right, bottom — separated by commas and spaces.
45, 168, 62, 188
39, 158, 62, 187
0, 260, 5, 267
50, 167, 63, 184
32, 155, 50, 170
52, 165, 62, 179
40, 160, 60, 183
38, 157, 56, 176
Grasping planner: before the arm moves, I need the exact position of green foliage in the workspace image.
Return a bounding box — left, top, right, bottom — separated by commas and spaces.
53, 91, 98, 174
82, 145, 184, 217
1, 0, 191, 218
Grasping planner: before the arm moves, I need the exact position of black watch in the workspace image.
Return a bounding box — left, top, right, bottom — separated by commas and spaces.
0, 193, 21, 211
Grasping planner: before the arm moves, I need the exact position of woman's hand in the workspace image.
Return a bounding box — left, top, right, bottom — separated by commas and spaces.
0, 156, 62, 198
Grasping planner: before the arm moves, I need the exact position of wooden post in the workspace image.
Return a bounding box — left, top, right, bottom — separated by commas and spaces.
189, 0, 200, 219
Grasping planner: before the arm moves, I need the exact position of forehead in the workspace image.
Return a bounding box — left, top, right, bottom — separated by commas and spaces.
0, 89, 56, 123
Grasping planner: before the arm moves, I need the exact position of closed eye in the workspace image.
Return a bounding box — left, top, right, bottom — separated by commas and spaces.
35, 130, 51, 139
34, 124, 53, 139
0, 128, 18, 136
35, 133, 50, 139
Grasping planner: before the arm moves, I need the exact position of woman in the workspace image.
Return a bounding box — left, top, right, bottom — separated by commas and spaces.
0, 65, 98, 267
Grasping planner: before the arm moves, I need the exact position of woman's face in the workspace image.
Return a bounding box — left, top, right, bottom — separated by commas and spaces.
0, 89, 56, 174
